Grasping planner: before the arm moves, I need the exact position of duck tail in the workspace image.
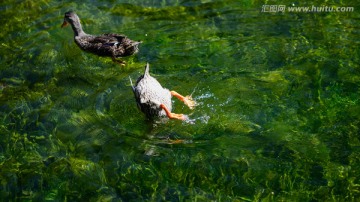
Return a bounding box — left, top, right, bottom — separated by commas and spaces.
129, 76, 135, 93
133, 41, 142, 46
126, 41, 142, 50
144, 63, 150, 78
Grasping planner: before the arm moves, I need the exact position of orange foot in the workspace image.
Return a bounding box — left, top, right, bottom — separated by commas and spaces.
160, 104, 187, 120
183, 95, 196, 109
171, 91, 196, 109
168, 139, 185, 144
112, 57, 126, 66
168, 113, 187, 120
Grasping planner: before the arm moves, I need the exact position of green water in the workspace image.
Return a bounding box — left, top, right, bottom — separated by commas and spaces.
1, 0, 360, 201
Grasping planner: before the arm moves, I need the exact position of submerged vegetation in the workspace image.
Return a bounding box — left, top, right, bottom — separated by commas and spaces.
0, 0, 359, 200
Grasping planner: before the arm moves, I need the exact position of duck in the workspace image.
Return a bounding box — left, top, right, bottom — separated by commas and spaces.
130, 63, 196, 120
61, 11, 141, 65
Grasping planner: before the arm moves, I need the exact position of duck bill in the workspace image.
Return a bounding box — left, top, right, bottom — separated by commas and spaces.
61, 21, 68, 28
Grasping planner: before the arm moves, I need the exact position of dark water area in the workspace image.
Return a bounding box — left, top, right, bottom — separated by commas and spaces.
1, 0, 360, 201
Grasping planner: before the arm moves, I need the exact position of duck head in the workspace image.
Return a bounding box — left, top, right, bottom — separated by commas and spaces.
61, 11, 86, 36
61, 11, 79, 28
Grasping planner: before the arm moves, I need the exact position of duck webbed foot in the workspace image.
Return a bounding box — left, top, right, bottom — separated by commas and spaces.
170, 91, 196, 109
160, 104, 187, 120
112, 56, 126, 66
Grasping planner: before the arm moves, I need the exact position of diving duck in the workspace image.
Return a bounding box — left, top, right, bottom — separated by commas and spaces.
61, 11, 141, 65
130, 63, 196, 120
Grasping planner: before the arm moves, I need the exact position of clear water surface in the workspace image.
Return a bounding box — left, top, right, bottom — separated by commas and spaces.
1, 0, 359, 201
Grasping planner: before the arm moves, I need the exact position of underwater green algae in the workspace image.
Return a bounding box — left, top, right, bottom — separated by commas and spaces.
1, 0, 360, 201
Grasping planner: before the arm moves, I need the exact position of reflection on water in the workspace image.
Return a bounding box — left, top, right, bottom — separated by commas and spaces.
1, 0, 360, 201
95, 87, 112, 116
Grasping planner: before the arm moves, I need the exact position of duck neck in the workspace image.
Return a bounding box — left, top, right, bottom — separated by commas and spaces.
70, 20, 86, 37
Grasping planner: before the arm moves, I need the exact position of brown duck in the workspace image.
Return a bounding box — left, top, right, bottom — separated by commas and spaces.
61, 11, 141, 65
130, 63, 195, 120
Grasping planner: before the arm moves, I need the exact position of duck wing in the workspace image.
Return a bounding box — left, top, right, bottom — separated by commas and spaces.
89, 33, 125, 45
75, 33, 140, 57
95, 34, 140, 56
